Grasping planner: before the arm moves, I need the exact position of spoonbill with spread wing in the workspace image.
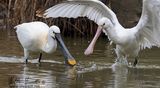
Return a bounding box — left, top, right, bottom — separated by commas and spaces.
15, 22, 76, 66
41, 0, 160, 66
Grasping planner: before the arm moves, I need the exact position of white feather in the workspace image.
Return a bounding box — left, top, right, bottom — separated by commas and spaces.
135, 0, 160, 49
44, 0, 119, 24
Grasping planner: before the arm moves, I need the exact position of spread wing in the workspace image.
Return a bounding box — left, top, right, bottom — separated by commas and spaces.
135, 0, 160, 49
44, 0, 119, 26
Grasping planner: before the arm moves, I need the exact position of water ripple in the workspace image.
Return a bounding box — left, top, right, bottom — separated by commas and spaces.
0, 56, 63, 64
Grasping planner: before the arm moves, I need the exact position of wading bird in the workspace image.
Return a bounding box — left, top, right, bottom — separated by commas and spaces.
41, 0, 160, 66
15, 22, 76, 66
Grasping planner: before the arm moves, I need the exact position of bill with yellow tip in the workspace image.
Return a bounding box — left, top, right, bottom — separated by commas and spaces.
54, 33, 76, 66
67, 59, 77, 66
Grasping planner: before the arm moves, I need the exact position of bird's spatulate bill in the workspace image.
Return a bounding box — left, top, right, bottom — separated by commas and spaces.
84, 26, 102, 55
55, 33, 76, 66
68, 59, 77, 66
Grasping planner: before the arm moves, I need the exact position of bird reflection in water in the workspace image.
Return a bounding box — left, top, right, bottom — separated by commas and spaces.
65, 66, 77, 80
112, 64, 128, 88
8, 64, 56, 88
8, 64, 78, 88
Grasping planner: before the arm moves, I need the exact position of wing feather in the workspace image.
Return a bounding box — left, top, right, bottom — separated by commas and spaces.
136, 0, 160, 49
44, 0, 119, 25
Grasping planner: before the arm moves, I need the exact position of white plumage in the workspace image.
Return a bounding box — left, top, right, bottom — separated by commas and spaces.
15, 22, 76, 65
16, 22, 57, 53
43, 0, 160, 66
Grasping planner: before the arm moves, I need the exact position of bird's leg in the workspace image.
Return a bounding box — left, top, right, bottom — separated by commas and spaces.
133, 57, 138, 67
123, 56, 128, 65
24, 49, 29, 64
38, 53, 42, 63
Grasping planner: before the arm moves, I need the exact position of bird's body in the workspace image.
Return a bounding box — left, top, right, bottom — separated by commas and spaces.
16, 22, 57, 53
15, 22, 76, 65
42, 0, 160, 66
101, 21, 140, 64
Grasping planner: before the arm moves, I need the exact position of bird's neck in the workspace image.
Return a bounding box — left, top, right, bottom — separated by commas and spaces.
105, 25, 123, 44
43, 35, 57, 53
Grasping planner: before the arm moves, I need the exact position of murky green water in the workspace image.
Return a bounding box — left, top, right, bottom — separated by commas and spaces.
0, 31, 160, 88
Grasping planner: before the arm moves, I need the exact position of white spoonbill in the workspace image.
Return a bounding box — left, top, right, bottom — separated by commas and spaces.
42, 0, 160, 66
15, 21, 76, 66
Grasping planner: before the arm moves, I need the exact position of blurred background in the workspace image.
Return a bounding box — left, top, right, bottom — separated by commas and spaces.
0, 0, 142, 38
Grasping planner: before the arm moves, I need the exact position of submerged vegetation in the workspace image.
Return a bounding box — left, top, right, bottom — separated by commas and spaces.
0, 0, 141, 37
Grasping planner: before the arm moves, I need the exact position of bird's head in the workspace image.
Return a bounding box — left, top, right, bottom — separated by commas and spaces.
49, 26, 60, 38
49, 25, 76, 66
98, 17, 112, 29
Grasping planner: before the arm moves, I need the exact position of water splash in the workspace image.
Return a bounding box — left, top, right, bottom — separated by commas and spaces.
77, 62, 113, 74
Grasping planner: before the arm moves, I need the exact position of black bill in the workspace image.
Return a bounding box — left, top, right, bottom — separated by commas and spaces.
55, 33, 76, 66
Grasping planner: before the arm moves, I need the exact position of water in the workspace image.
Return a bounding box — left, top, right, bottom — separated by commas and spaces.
0, 31, 160, 88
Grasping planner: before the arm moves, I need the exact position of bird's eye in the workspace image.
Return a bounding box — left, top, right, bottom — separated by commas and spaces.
103, 23, 105, 26
52, 31, 56, 34
51, 33, 56, 39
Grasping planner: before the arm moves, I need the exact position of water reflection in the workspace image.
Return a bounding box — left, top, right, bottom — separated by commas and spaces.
112, 65, 128, 88
8, 64, 56, 88
65, 66, 77, 79
8, 64, 78, 88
